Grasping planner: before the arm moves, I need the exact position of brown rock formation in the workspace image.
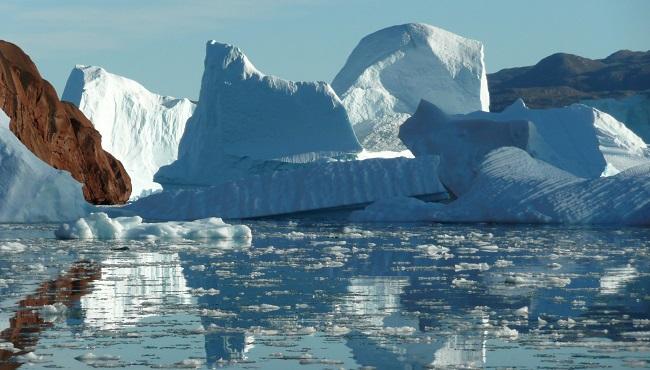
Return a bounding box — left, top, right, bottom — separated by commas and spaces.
0, 40, 131, 204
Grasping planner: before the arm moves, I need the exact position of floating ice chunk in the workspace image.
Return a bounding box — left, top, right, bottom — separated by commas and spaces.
174, 359, 204, 368
17, 352, 47, 364
495, 325, 518, 339
557, 318, 576, 328
0, 242, 27, 253
54, 212, 252, 240
381, 326, 417, 336
454, 263, 489, 271
189, 288, 220, 296
514, 306, 529, 317
417, 244, 452, 259
494, 259, 514, 268
74, 353, 121, 366
200, 309, 236, 318
325, 325, 351, 336
452, 277, 476, 287
242, 304, 280, 312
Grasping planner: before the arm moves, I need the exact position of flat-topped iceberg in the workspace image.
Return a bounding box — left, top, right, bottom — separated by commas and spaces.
400, 99, 649, 196
0, 110, 89, 223
332, 23, 489, 151
352, 147, 650, 225
156, 41, 361, 188
62, 65, 195, 198
123, 156, 445, 220
55, 212, 252, 240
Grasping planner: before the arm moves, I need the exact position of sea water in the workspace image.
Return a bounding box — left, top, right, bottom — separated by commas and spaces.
0, 221, 648, 369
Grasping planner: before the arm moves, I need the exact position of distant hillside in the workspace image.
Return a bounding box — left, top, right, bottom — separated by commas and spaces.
488, 50, 650, 112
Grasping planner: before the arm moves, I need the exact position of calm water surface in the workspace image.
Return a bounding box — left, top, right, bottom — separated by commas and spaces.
0, 221, 648, 369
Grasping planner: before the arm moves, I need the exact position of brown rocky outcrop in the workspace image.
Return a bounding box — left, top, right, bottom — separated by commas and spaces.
0, 40, 131, 204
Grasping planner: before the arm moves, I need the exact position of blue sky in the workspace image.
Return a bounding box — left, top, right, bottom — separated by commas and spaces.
2, 0, 649, 100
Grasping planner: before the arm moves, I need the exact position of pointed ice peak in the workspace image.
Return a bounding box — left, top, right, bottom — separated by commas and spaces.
205, 40, 261, 78
61, 64, 196, 198
331, 22, 489, 151
504, 98, 529, 112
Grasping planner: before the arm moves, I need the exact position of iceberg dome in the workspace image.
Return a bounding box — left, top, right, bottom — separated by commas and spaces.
332, 23, 490, 151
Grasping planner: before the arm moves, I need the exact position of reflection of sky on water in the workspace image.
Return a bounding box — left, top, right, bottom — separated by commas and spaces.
0, 222, 648, 369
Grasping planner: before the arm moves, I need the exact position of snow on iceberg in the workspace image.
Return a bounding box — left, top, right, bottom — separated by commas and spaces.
62, 65, 195, 198
123, 156, 445, 220
351, 147, 650, 225
581, 94, 650, 143
332, 23, 489, 151
54, 212, 252, 240
399, 99, 650, 196
155, 41, 361, 188
0, 110, 89, 223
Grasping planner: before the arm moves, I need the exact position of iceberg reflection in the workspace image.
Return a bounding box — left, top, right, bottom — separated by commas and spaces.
81, 252, 192, 330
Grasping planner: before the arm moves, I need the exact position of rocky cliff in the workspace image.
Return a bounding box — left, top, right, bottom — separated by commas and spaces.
0, 40, 131, 204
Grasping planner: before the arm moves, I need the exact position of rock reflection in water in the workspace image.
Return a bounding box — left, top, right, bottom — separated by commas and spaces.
0, 261, 100, 369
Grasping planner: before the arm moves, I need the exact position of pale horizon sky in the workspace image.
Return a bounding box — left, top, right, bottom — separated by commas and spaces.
1, 0, 649, 100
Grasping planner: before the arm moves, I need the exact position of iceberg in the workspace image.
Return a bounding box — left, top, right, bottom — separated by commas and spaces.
581, 94, 650, 143
123, 156, 445, 220
351, 147, 650, 225
332, 23, 489, 151
0, 110, 89, 223
62, 65, 195, 198
156, 41, 361, 188
54, 212, 252, 240
399, 99, 650, 196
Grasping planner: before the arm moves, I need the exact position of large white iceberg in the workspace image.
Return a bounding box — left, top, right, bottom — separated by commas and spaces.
332, 23, 489, 151
352, 147, 650, 225
61, 65, 196, 198
0, 110, 89, 223
156, 41, 361, 188
399, 99, 650, 196
55, 212, 252, 240
123, 156, 445, 220
581, 94, 650, 143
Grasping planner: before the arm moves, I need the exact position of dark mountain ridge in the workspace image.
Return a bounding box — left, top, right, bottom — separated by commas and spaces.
489, 50, 650, 111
